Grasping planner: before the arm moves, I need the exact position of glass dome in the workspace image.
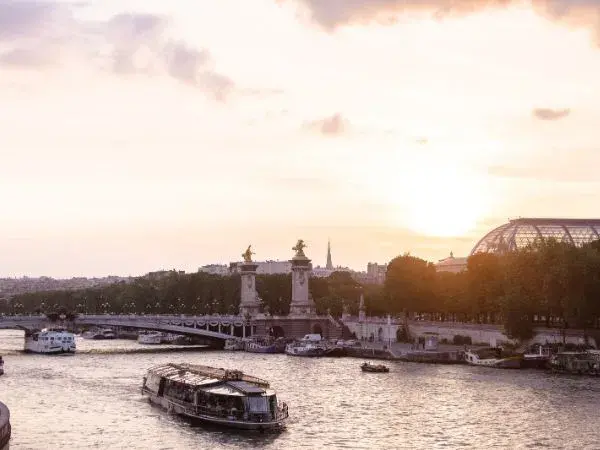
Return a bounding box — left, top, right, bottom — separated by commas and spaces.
470, 218, 600, 256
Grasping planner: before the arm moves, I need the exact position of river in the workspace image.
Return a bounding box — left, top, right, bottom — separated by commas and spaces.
1, 330, 599, 449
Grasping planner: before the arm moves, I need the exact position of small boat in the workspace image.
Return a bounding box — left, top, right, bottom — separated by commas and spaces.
0, 355, 4, 375
361, 362, 389, 373
141, 363, 289, 431
82, 328, 116, 340
464, 347, 522, 369
521, 344, 551, 369
24, 327, 76, 354
138, 331, 163, 345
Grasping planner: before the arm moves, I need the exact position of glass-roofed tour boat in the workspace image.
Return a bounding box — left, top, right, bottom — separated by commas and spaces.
141, 363, 289, 431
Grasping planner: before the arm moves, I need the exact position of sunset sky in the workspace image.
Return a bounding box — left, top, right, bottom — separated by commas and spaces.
2, 0, 600, 277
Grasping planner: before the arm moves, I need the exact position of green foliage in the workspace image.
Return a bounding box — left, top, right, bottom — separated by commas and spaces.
6, 237, 600, 341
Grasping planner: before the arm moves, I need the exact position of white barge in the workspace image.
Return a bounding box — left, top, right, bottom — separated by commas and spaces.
141, 363, 288, 431
24, 327, 76, 354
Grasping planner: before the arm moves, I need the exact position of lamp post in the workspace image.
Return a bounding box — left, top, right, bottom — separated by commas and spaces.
387, 314, 392, 349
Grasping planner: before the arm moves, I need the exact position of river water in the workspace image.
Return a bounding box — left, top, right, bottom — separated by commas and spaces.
1, 330, 599, 449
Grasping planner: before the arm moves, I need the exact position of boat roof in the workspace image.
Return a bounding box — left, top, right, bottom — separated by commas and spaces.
147, 363, 271, 389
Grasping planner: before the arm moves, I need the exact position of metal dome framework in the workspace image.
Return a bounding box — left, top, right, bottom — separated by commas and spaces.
470, 218, 600, 256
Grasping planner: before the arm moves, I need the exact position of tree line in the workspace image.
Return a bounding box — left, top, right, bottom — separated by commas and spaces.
2, 270, 366, 318
4, 238, 600, 340
379, 239, 600, 340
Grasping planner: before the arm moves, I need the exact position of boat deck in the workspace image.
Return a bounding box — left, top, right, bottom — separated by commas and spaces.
149, 363, 271, 388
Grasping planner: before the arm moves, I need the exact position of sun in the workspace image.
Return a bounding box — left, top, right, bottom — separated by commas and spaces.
394, 164, 488, 237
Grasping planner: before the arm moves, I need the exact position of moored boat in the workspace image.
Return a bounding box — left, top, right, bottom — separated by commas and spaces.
285, 334, 327, 357
361, 362, 389, 373
141, 363, 289, 431
464, 347, 522, 369
138, 331, 163, 345
24, 327, 76, 354
224, 338, 245, 351
549, 351, 599, 375
245, 337, 286, 354
521, 344, 551, 369
82, 328, 116, 340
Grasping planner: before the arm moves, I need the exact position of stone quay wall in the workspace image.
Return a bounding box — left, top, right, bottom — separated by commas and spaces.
343, 316, 597, 347
0, 401, 10, 450
408, 321, 597, 347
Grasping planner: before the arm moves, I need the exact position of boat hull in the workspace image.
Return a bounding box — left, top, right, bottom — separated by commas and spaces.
143, 391, 286, 431
285, 348, 325, 357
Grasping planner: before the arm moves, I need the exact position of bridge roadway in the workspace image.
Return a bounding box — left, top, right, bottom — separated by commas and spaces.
0, 314, 251, 341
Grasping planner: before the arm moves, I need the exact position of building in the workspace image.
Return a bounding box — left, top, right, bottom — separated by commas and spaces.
198, 264, 230, 276
230, 260, 293, 275
471, 218, 600, 255
326, 240, 333, 270
435, 252, 468, 273
365, 262, 387, 284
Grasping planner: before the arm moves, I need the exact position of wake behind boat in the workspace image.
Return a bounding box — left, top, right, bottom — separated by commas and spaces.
141, 363, 288, 431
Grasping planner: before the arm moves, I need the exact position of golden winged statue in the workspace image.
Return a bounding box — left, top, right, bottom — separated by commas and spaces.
242, 245, 254, 263
292, 239, 306, 257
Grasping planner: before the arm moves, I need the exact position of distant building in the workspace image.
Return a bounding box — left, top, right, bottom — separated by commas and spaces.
326, 240, 333, 270
229, 260, 293, 275
366, 262, 387, 284
198, 264, 230, 276
435, 252, 467, 273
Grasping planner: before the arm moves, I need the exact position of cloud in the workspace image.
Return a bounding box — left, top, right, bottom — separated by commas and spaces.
292, 0, 600, 42
532, 108, 571, 121
304, 113, 349, 136
0, 1, 234, 100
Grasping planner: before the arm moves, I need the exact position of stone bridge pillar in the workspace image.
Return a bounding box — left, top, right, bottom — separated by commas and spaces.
239, 261, 260, 316
289, 240, 316, 316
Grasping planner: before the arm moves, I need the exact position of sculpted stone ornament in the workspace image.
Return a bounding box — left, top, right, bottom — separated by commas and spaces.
292, 239, 307, 258
242, 245, 254, 263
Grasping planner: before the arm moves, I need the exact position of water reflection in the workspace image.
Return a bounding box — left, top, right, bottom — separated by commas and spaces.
1, 330, 600, 449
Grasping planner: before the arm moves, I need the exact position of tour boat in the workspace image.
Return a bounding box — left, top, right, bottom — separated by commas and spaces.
141, 363, 289, 431
0, 355, 4, 375
361, 362, 389, 373
82, 328, 116, 340
138, 331, 163, 345
464, 347, 522, 369
24, 327, 76, 354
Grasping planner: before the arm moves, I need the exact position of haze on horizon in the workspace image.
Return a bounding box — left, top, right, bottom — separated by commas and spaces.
2, 0, 600, 278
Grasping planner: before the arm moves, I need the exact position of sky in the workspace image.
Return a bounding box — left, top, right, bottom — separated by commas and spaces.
2, 0, 600, 278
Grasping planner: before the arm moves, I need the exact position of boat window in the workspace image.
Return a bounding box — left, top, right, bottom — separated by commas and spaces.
247, 396, 269, 413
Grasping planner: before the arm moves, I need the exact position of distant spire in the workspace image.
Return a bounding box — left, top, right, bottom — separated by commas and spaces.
326, 239, 333, 270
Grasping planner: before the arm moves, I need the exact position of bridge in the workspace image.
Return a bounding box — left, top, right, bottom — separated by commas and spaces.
0, 312, 346, 341
0, 314, 254, 343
